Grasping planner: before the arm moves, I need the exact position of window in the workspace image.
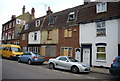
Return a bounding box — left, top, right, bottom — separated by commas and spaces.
22, 34, 26, 40
12, 21, 15, 27
47, 30, 52, 40
96, 21, 106, 36
24, 24, 28, 30
12, 30, 15, 39
60, 47, 72, 56
9, 23, 12, 28
64, 28, 72, 37
34, 32, 37, 40
96, 46, 106, 61
96, 2, 107, 13
8, 31, 12, 40
68, 11, 76, 21
36, 20, 40, 27
48, 16, 56, 25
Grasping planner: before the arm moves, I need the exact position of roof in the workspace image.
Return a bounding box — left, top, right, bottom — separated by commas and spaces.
20, 2, 120, 33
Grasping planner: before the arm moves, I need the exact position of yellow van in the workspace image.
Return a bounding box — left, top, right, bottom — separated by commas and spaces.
1, 44, 23, 59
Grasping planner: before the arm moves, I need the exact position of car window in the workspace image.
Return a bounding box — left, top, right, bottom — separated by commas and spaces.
118, 58, 120, 63
68, 57, 79, 62
59, 57, 67, 61
24, 52, 31, 55
3, 47, 9, 51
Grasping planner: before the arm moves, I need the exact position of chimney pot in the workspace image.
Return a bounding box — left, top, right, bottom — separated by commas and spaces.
22, 5, 25, 14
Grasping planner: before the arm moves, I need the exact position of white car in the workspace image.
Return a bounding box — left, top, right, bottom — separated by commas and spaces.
48, 56, 90, 73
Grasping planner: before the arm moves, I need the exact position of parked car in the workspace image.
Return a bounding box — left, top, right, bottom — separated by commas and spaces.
48, 56, 90, 73
109, 56, 120, 76
1, 44, 23, 59
18, 51, 46, 65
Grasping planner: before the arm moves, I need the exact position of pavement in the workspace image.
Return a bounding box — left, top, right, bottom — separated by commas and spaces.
90, 66, 110, 75
44, 61, 110, 75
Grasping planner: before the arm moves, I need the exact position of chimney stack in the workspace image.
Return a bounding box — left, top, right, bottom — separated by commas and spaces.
22, 5, 25, 14
31, 8, 35, 17
11, 15, 16, 19
84, 0, 91, 5
46, 7, 53, 15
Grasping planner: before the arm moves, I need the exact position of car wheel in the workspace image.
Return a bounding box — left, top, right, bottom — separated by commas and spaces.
28, 59, 32, 65
18, 58, 21, 62
9, 56, 13, 60
71, 66, 79, 73
39, 62, 43, 65
49, 63, 54, 70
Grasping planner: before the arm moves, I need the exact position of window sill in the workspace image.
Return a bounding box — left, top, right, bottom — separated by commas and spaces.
96, 60, 106, 63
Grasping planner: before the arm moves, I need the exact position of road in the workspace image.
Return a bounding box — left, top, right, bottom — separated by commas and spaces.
2, 58, 119, 80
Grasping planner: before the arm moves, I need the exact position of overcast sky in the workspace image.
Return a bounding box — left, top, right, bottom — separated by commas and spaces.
0, 0, 88, 40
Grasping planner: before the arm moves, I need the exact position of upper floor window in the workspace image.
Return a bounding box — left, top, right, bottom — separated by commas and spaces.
8, 31, 12, 40
24, 24, 28, 30
48, 16, 57, 25
34, 32, 37, 40
96, 2, 107, 13
68, 11, 77, 21
64, 28, 72, 37
36, 20, 40, 27
96, 21, 106, 36
9, 23, 12, 28
47, 30, 52, 40
22, 34, 26, 40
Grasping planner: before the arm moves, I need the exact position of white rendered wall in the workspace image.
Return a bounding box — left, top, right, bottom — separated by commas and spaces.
80, 19, 119, 67
28, 31, 41, 44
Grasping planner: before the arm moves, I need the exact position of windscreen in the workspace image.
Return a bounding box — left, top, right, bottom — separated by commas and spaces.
11, 47, 22, 52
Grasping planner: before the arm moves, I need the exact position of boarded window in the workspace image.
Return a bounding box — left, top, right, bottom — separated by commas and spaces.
47, 30, 52, 40
64, 28, 72, 37
60, 47, 72, 56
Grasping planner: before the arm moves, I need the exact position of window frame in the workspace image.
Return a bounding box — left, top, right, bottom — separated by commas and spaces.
60, 47, 72, 56
36, 20, 40, 27
47, 30, 52, 40
68, 11, 77, 21
96, 21, 106, 36
96, 2, 107, 13
22, 34, 26, 40
64, 28, 72, 38
34, 32, 37, 40
24, 24, 29, 30
48, 16, 57, 25
96, 46, 106, 61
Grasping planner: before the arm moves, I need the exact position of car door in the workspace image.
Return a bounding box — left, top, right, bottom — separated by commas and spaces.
20, 52, 29, 62
23, 52, 31, 62
57, 57, 70, 70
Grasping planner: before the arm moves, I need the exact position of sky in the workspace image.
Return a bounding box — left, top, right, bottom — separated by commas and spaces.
0, 0, 87, 40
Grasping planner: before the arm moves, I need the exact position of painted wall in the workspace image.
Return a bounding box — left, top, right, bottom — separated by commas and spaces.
80, 19, 119, 67
41, 29, 58, 44
28, 31, 41, 44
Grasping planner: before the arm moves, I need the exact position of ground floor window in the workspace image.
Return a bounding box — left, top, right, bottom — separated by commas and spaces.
96, 46, 106, 61
28, 47, 40, 54
60, 47, 72, 56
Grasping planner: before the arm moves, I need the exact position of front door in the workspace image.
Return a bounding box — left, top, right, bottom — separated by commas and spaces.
75, 48, 81, 62
83, 48, 90, 65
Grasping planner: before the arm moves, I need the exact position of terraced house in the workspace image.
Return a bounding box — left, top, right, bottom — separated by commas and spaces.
2, 6, 35, 45
78, 2, 120, 67
2, 1, 120, 68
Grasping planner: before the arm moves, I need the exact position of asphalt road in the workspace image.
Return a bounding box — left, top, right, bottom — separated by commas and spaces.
2, 58, 119, 80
